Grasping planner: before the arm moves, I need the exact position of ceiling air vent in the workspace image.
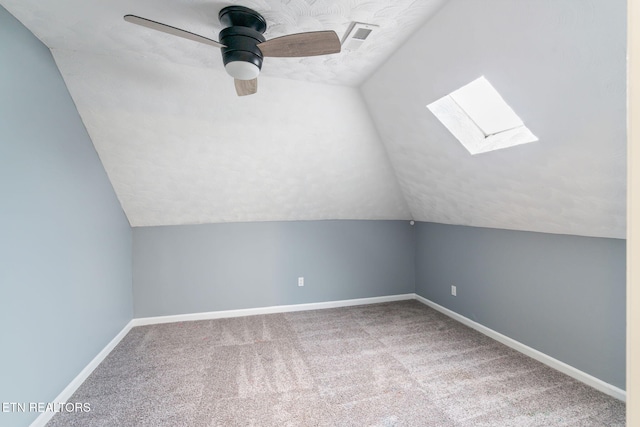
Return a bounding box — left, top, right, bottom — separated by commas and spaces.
342, 22, 378, 51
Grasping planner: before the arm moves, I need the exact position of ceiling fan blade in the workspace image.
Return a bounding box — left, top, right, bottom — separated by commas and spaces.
257, 31, 341, 57
235, 78, 258, 96
123, 15, 225, 48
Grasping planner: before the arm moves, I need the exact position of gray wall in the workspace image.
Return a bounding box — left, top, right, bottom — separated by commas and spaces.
133, 220, 415, 317
415, 222, 626, 389
133, 219, 626, 389
0, 6, 132, 427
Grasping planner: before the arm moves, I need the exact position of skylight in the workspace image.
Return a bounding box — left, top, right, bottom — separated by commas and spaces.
427, 76, 537, 155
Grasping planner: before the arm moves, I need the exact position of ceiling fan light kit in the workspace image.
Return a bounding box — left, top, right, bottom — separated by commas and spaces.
123, 5, 341, 96
218, 7, 266, 81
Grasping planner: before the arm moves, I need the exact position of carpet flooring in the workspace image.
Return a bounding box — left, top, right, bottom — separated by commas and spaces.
47, 300, 625, 426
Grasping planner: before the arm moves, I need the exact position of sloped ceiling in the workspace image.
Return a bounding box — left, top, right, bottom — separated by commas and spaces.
0, 0, 627, 238
362, 0, 627, 239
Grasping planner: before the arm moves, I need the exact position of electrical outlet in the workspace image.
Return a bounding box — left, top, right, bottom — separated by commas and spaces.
451, 285, 457, 296
298, 277, 304, 287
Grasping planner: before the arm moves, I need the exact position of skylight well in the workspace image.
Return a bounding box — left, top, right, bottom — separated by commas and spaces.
427, 76, 537, 155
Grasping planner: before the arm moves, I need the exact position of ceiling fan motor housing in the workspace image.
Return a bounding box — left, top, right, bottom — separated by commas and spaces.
218, 6, 267, 80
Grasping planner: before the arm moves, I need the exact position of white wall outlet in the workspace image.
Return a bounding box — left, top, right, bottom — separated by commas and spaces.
298, 277, 304, 287
451, 285, 457, 296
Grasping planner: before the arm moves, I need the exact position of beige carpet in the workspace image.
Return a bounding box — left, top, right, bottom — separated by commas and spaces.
47, 300, 625, 426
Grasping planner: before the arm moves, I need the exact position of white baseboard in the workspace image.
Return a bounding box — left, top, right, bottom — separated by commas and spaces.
32, 292, 624, 427
30, 294, 410, 427
132, 294, 415, 326
413, 294, 626, 402
29, 320, 134, 427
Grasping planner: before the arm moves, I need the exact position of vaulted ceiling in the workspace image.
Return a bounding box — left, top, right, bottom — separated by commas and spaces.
0, 0, 627, 238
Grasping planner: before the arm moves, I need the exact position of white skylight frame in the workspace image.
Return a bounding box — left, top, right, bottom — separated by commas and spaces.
427, 76, 538, 155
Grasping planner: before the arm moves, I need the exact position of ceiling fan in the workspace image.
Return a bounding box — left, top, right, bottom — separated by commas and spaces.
124, 6, 341, 96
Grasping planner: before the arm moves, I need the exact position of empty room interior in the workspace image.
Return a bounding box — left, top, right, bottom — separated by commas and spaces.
1, 0, 639, 426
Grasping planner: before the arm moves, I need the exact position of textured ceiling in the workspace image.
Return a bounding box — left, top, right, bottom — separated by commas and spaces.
0, 0, 446, 86
50, 49, 412, 225
0, 0, 628, 238
1, 0, 440, 226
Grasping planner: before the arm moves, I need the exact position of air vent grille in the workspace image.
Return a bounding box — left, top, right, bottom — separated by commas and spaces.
342, 23, 378, 51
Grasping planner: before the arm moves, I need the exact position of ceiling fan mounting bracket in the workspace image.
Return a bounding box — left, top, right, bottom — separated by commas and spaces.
218, 6, 267, 34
